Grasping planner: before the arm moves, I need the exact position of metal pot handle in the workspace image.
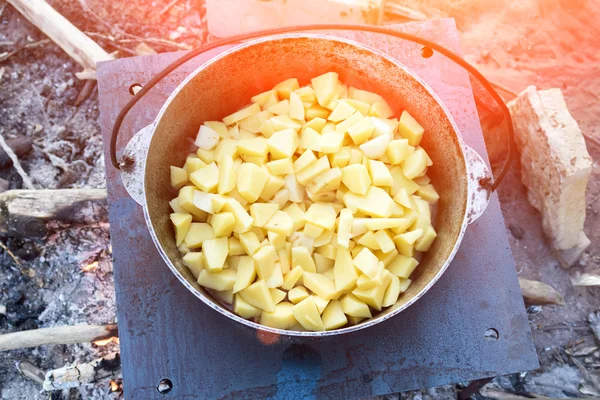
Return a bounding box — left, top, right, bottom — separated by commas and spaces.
120, 125, 153, 206
464, 145, 493, 224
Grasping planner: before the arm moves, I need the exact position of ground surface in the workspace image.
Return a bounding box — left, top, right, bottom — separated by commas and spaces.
0, 0, 599, 399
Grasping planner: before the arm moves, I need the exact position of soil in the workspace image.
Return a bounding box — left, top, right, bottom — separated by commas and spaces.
0, 0, 599, 399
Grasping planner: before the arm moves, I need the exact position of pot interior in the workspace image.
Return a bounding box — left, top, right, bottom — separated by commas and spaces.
144, 35, 468, 332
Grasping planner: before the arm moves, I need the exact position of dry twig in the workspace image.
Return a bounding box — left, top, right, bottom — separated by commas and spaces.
0, 324, 118, 352
0, 39, 50, 63
16, 361, 46, 385
0, 134, 34, 189
0, 240, 21, 267
519, 278, 564, 306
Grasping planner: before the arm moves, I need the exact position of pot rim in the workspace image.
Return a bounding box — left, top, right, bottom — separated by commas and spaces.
142, 33, 471, 337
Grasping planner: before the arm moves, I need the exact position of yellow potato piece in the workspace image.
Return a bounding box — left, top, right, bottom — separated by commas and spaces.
328, 101, 356, 122
292, 296, 325, 331
311, 72, 338, 107
417, 184, 439, 204
266, 262, 284, 288
274, 78, 300, 100
375, 230, 395, 253
348, 87, 383, 104
333, 248, 358, 291
184, 222, 215, 249
368, 99, 394, 118
352, 270, 392, 311
197, 268, 236, 291
240, 280, 275, 312
234, 294, 262, 319
322, 300, 348, 330
296, 157, 330, 186
267, 99, 290, 116
170, 166, 188, 190
268, 231, 285, 250
223, 103, 261, 126
289, 92, 305, 121
347, 116, 375, 145
293, 150, 318, 173
367, 159, 393, 186
202, 237, 229, 272
278, 245, 292, 274
282, 203, 306, 231
341, 164, 371, 195
170, 213, 192, 246
398, 110, 424, 146
288, 286, 310, 304
328, 147, 352, 168
340, 294, 372, 318
263, 210, 294, 236
402, 148, 428, 179
386, 139, 414, 165
382, 274, 401, 308
298, 127, 321, 152
217, 155, 236, 195
303, 272, 339, 300
394, 229, 423, 257
249, 203, 279, 228
228, 237, 244, 255
211, 212, 235, 237
292, 246, 317, 273
282, 265, 304, 290
314, 253, 334, 274
252, 89, 278, 107
259, 174, 285, 202
305, 203, 336, 230
270, 288, 287, 305
189, 162, 219, 193
304, 223, 324, 238
261, 302, 297, 329
182, 252, 204, 279
352, 247, 379, 278
305, 104, 330, 120
252, 244, 277, 280
236, 163, 269, 203
284, 174, 305, 203
266, 158, 294, 176
222, 197, 254, 233
315, 243, 337, 260
183, 156, 206, 174
303, 117, 326, 132
270, 115, 303, 131
387, 254, 419, 278
415, 225, 437, 252
204, 121, 228, 138
232, 256, 256, 293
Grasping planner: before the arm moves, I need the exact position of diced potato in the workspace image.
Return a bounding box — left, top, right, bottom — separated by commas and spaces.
352, 270, 392, 310
389, 166, 420, 196
260, 120, 276, 138
204, 121, 228, 138
359, 133, 392, 159
197, 268, 236, 291
348, 148, 364, 165
202, 237, 229, 272
356, 274, 378, 290
195, 125, 220, 150
270, 188, 289, 208
328, 147, 352, 168
312, 296, 330, 314
196, 148, 215, 163
304, 272, 339, 300
297, 156, 330, 185
304, 223, 324, 238
417, 184, 439, 204
305, 104, 330, 120
402, 148, 428, 179
274, 78, 300, 100
292, 246, 317, 273
339, 99, 370, 115
330, 247, 356, 291
182, 252, 204, 279
368, 99, 394, 118
357, 231, 380, 250
252, 89, 278, 107
393, 229, 422, 257
169, 197, 186, 214
193, 191, 215, 214
293, 149, 317, 173
347, 117, 374, 145
211, 212, 235, 237
266, 158, 294, 176
227, 125, 240, 139
414, 175, 430, 185
261, 302, 296, 329
367, 159, 393, 186
266, 262, 284, 288
387, 139, 414, 165
267, 99, 290, 116
190, 162, 219, 193
374, 230, 395, 253
314, 227, 335, 248
232, 256, 256, 293
398, 110, 424, 146
267, 231, 285, 250
223, 197, 254, 233
184, 222, 215, 249
279, 245, 291, 274
283, 203, 306, 231
341, 164, 371, 195
371, 117, 398, 136
304, 203, 336, 230
314, 253, 334, 274
288, 286, 310, 304
311, 72, 338, 107
170, 213, 192, 246
292, 296, 325, 331
270, 115, 303, 131
344, 187, 394, 218
240, 280, 275, 312
315, 243, 337, 260
263, 210, 294, 236
319, 133, 344, 154
387, 254, 419, 278
328, 101, 356, 122
223, 103, 261, 126
322, 300, 348, 330
236, 137, 268, 158
249, 203, 279, 228
214, 290, 233, 304
170, 166, 188, 190
348, 87, 382, 104
289, 92, 305, 121
340, 294, 372, 318
415, 225, 437, 252
336, 208, 352, 248
282, 265, 304, 290
270, 288, 286, 305
228, 236, 244, 255
299, 127, 321, 152
236, 163, 269, 203
352, 247, 379, 278
259, 174, 286, 202
234, 294, 262, 319
382, 274, 401, 307
284, 174, 305, 203
252, 243, 277, 280
303, 117, 326, 132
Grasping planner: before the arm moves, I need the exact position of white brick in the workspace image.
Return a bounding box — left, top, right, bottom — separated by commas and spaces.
508, 86, 592, 251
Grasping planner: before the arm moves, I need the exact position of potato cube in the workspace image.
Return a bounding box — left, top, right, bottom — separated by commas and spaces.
357, 231, 380, 250
283, 203, 306, 231
413, 175, 431, 185
315, 243, 337, 260
252, 89, 278, 107
339, 99, 370, 115
268, 129, 298, 160
228, 236, 244, 255
392, 187, 414, 209
170, 213, 192, 246
356, 274, 378, 290
196, 148, 215, 163
202, 237, 229, 272
402, 148, 428, 179
184, 223, 215, 249
349, 87, 382, 104
312, 296, 330, 315
211, 212, 235, 237
305, 203, 336, 230
314, 253, 334, 274
274, 78, 299, 100
234, 294, 262, 319
330, 247, 356, 292
233, 256, 256, 293
297, 156, 330, 185
240, 280, 275, 312
261, 302, 297, 329
311, 72, 338, 107
328, 101, 356, 122
305, 104, 330, 120
292, 246, 317, 273
371, 117, 398, 136
270, 189, 289, 208
259, 174, 285, 201
260, 120, 276, 138
223, 103, 261, 126
249, 203, 279, 228
282, 265, 304, 290
197, 268, 236, 291
279, 246, 291, 274
266, 262, 284, 288
239, 230, 260, 255
352, 270, 392, 310
267, 231, 285, 250
169, 197, 186, 214
298, 127, 321, 152
292, 296, 325, 331
284, 174, 305, 203
217, 155, 236, 195
304, 223, 324, 238
266, 158, 294, 176
267, 99, 290, 116
195, 125, 220, 150
184, 155, 205, 173
293, 150, 317, 173
214, 290, 233, 304
192, 191, 215, 214
415, 225, 437, 252
289, 92, 305, 121
270, 288, 287, 305
182, 252, 204, 279
368, 99, 394, 118
367, 159, 393, 186
303, 117, 326, 132
252, 244, 277, 280
322, 300, 348, 330
417, 184, 439, 204
398, 110, 424, 146
288, 286, 310, 304
190, 162, 219, 193
336, 208, 352, 248
236, 137, 268, 157
328, 147, 352, 168
223, 198, 254, 233
170, 166, 188, 190
389, 167, 420, 196
374, 230, 395, 253
340, 294, 372, 318
353, 247, 379, 278
270, 115, 303, 131
386, 139, 414, 165
227, 125, 240, 139
303, 272, 339, 300
347, 117, 374, 145
393, 228, 422, 257
204, 121, 228, 138
236, 163, 269, 203
341, 164, 371, 195
314, 227, 335, 247
262, 210, 294, 236
382, 274, 401, 307
359, 133, 392, 159
387, 254, 419, 278
320, 133, 345, 154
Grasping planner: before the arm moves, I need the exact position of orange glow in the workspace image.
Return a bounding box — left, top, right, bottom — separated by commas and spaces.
92, 337, 119, 346
109, 380, 119, 392
81, 261, 98, 272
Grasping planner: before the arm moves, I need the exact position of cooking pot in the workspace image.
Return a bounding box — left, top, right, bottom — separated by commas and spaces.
116, 34, 494, 336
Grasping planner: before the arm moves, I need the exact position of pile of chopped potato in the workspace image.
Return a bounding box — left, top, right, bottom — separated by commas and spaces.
168, 72, 439, 331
